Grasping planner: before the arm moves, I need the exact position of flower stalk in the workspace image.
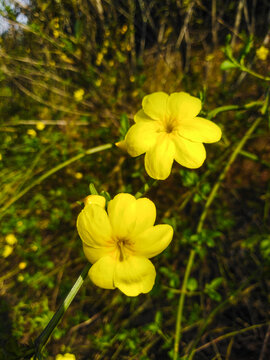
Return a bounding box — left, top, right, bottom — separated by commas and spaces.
33, 263, 91, 359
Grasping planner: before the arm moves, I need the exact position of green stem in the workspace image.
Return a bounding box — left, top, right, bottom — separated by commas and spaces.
208, 101, 263, 119
173, 116, 263, 360
0, 143, 113, 219
191, 322, 269, 356
240, 65, 270, 82
173, 249, 196, 359
135, 178, 157, 199
33, 263, 91, 358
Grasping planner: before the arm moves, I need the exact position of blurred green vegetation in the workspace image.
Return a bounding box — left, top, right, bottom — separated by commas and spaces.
0, 0, 270, 359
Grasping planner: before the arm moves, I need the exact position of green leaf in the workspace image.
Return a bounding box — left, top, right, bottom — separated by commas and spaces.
208, 277, 223, 289
89, 183, 99, 195
206, 237, 215, 247
187, 277, 198, 291
220, 60, 237, 71
119, 113, 130, 138
193, 193, 202, 203
180, 169, 199, 187
207, 288, 222, 302
100, 190, 111, 202
239, 36, 253, 63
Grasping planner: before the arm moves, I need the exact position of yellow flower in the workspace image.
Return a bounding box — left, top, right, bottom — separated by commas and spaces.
27, 129, 37, 137
73, 89, 84, 102
5, 233, 17, 245
77, 194, 173, 296
95, 52, 103, 66
17, 274, 24, 282
53, 30, 60, 38
31, 244, 38, 252
19, 262, 27, 270
36, 121, 45, 131
256, 46, 269, 61
74, 172, 83, 179
121, 24, 128, 34
95, 79, 102, 87
117, 92, 222, 180
2, 245, 13, 258
55, 353, 76, 360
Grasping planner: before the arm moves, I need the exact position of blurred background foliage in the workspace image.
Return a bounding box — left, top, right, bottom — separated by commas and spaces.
0, 0, 270, 359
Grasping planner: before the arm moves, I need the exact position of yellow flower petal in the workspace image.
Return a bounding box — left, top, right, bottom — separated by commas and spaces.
77, 204, 113, 247
131, 224, 173, 258
142, 92, 169, 120
107, 193, 137, 239
179, 117, 222, 143
172, 133, 206, 168
125, 121, 159, 157
88, 255, 116, 289
130, 198, 156, 237
168, 92, 201, 122
83, 243, 115, 264
55, 353, 76, 360
64, 354, 76, 360
144, 134, 175, 180
134, 109, 154, 123
114, 256, 156, 296
84, 195, 106, 208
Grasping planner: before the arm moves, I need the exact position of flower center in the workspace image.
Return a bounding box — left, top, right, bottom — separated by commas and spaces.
163, 117, 178, 134
116, 238, 133, 261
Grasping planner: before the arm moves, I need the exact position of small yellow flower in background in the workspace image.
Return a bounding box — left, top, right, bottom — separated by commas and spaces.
36, 121, 45, 131
74, 172, 83, 179
56, 353, 76, 360
96, 52, 103, 66
129, 75, 135, 82
0, 153, 2, 161
6, 234, 17, 245
73, 89, 85, 102
121, 24, 128, 34
95, 79, 102, 87
17, 274, 24, 282
256, 46, 269, 61
2, 245, 13, 258
19, 262, 27, 270
31, 244, 38, 252
27, 129, 37, 137
53, 30, 60, 38
117, 92, 222, 180
77, 194, 173, 297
